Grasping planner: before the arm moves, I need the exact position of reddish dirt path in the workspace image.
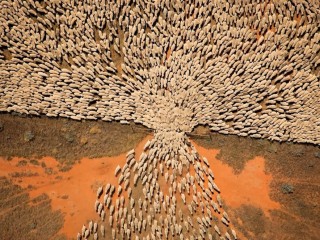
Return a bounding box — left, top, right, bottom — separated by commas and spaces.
192, 141, 281, 217
0, 135, 153, 239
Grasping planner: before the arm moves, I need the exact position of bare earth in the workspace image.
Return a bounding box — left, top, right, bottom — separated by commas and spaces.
0, 115, 319, 239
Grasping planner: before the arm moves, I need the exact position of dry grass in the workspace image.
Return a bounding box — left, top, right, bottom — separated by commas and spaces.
191, 125, 320, 174
0, 177, 65, 240
0, 113, 149, 168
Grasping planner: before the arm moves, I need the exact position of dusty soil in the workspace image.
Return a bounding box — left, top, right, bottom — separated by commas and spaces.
0, 176, 65, 240
0, 136, 153, 239
0, 114, 150, 239
0, 116, 319, 239
191, 126, 320, 240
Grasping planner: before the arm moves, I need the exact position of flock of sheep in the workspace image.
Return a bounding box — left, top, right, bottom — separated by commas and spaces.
0, 0, 319, 239
79, 135, 237, 240
0, 0, 319, 144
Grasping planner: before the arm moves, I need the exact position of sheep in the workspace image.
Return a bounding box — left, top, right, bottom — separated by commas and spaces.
216, 194, 222, 207
202, 157, 210, 167
221, 217, 229, 227
187, 204, 193, 215
100, 224, 105, 237
84, 229, 90, 239
93, 233, 98, 240
181, 193, 186, 204
130, 198, 135, 209
118, 174, 124, 185
81, 225, 86, 237
94, 200, 100, 212
178, 209, 183, 221
110, 205, 115, 216
106, 197, 111, 209
97, 203, 103, 215
101, 210, 105, 221
115, 165, 121, 177
186, 184, 190, 194
134, 174, 139, 186
103, 194, 108, 206
200, 201, 205, 213
164, 172, 169, 182
232, 229, 237, 239
223, 211, 230, 222
126, 149, 135, 157
143, 200, 148, 212
89, 221, 93, 233
93, 222, 98, 233
142, 219, 147, 230
110, 186, 115, 197
128, 187, 132, 198
117, 186, 122, 196
214, 225, 221, 235
159, 163, 164, 175
225, 232, 231, 240
112, 229, 116, 240
192, 195, 198, 206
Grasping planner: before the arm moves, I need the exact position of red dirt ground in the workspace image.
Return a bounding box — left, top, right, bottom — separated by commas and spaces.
0, 132, 319, 239
0, 136, 153, 239
193, 142, 281, 217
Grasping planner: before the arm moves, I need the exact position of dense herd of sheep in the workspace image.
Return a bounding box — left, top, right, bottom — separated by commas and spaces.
0, 0, 319, 239
0, 0, 319, 144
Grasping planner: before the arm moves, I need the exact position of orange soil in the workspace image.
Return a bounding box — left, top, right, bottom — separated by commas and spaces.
0, 135, 153, 239
192, 141, 281, 217
0, 136, 280, 238
166, 47, 172, 60
294, 14, 301, 23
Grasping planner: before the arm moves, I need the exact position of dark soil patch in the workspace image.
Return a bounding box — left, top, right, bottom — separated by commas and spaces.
192, 126, 320, 239
0, 113, 149, 168
2, 48, 12, 61
0, 177, 65, 240
191, 126, 320, 175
